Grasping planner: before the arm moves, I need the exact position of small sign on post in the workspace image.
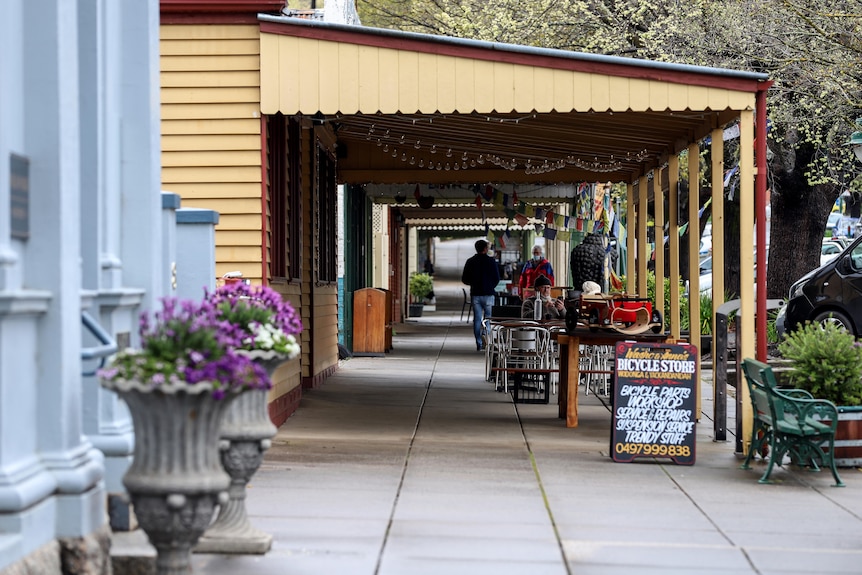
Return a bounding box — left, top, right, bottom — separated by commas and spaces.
10, 153, 30, 241
611, 341, 697, 465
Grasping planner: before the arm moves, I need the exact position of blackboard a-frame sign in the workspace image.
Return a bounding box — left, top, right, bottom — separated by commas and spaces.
611, 342, 697, 465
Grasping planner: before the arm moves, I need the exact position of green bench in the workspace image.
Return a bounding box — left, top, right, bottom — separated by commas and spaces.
740, 358, 844, 487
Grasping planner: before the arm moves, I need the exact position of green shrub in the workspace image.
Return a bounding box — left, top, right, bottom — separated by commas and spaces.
408, 272, 434, 302
778, 322, 862, 406
766, 309, 780, 344
644, 271, 690, 331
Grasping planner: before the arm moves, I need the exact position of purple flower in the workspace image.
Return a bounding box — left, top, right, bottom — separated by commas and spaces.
98, 295, 276, 398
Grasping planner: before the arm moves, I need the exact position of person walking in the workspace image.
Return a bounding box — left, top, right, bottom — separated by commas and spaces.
520, 274, 565, 320
519, 244, 555, 294
462, 239, 500, 351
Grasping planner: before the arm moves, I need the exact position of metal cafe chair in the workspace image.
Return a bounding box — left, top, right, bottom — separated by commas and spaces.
460, 288, 472, 323
500, 324, 551, 394
483, 319, 506, 386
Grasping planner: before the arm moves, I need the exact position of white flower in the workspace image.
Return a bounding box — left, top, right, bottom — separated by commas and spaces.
249, 322, 300, 359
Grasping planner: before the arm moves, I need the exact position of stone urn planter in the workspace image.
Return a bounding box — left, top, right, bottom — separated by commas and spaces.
112, 382, 237, 575
196, 350, 287, 554
96, 292, 290, 574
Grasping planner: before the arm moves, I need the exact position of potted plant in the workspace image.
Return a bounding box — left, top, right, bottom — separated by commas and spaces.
197, 283, 302, 553
408, 272, 434, 317
778, 322, 862, 465
98, 296, 271, 574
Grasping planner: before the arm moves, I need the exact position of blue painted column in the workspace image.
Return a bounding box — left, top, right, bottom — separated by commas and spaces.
175, 207, 220, 301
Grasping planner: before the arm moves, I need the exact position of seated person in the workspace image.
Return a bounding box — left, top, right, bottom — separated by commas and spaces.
521, 274, 565, 319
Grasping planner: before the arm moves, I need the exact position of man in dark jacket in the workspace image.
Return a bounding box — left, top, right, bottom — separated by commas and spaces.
462, 239, 500, 351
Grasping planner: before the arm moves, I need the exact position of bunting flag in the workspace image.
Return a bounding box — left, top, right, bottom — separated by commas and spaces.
610, 269, 624, 291
698, 197, 713, 218
413, 183, 421, 200
474, 182, 616, 246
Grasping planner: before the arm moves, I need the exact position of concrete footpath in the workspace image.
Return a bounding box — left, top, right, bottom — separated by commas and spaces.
118, 281, 862, 574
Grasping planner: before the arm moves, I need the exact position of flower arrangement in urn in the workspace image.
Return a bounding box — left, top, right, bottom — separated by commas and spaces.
208, 282, 303, 362
96, 286, 303, 573
98, 296, 271, 399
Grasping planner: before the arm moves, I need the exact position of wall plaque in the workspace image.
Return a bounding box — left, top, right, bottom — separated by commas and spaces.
10, 153, 29, 240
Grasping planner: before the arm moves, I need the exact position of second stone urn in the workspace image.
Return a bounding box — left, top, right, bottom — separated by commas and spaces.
195, 350, 285, 554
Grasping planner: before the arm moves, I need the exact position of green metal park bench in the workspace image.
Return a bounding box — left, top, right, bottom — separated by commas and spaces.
740, 358, 844, 487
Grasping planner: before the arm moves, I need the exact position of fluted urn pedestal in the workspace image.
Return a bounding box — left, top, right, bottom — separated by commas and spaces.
195, 351, 285, 554
113, 384, 236, 575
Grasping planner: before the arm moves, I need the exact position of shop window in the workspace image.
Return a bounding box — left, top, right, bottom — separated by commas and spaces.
316, 144, 337, 283
266, 114, 302, 281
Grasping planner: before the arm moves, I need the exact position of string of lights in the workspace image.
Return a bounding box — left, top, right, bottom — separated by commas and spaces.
357, 122, 648, 175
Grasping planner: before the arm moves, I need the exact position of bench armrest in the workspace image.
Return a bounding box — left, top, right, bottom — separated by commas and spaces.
777, 388, 814, 400
772, 388, 839, 433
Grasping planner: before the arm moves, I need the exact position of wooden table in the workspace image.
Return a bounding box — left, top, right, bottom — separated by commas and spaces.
554, 329, 669, 427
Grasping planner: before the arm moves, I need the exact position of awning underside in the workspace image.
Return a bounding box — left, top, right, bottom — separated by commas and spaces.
331, 109, 740, 185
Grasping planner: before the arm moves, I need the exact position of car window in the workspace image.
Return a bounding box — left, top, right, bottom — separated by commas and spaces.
822, 243, 841, 255
851, 243, 862, 271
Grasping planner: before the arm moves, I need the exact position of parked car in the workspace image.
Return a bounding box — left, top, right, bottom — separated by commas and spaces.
821, 240, 845, 265
828, 214, 860, 240
828, 236, 851, 249
826, 211, 842, 237
778, 235, 862, 337
697, 252, 763, 295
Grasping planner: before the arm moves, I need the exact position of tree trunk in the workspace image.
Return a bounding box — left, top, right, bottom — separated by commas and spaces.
767, 140, 840, 299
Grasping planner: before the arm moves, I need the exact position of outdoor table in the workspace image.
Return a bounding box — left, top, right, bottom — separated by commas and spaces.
553, 329, 669, 428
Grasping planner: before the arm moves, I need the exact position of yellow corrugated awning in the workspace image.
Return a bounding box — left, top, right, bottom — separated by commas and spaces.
257, 16, 768, 186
